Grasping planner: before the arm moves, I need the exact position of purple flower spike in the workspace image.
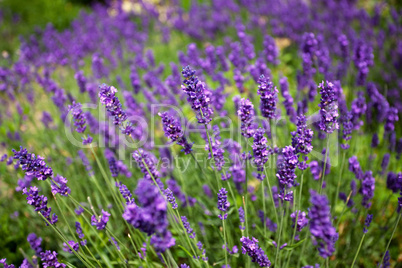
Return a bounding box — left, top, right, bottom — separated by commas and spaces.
164, 188, 178, 209
318, 81, 339, 134
361, 171, 375, 208
217, 188, 230, 220
98, 83, 127, 126
159, 112, 193, 154
252, 128, 269, 172
63, 240, 79, 254
292, 115, 313, 156
276, 146, 298, 193
27, 233, 42, 255
13, 146, 53, 181
51, 175, 70, 196
39, 250, 66, 268
240, 236, 271, 267
181, 216, 196, 238
257, 75, 278, 119
309, 190, 337, 258
290, 210, 309, 233
68, 102, 87, 133
91, 210, 111, 230
23, 186, 58, 225
363, 214, 373, 233
238, 98, 256, 139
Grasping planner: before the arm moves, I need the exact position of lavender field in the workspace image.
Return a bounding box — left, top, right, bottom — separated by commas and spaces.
0, 0, 401, 267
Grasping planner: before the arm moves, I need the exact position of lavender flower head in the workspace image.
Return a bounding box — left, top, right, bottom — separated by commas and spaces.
99, 83, 127, 126
27, 233, 42, 255
291, 115, 313, 156
318, 81, 339, 134
291, 210, 309, 232
237, 98, 255, 139
39, 250, 66, 268
51, 175, 70, 196
258, 75, 278, 119
252, 128, 269, 172
181, 66, 213, 124
181, 216, 196, 238
159, 111, 193, 154
309, 190, 338, 258
68, 102, 86, 133
276, 146, 298, 192
217, 188, 230, 220
23, 186, 58, 225
240, 236, 271, 267
91, 210, 111, 230
13, 146, 53, 181
363, 214, 373, 233
164, 188, 178, 209
361, 171, 375, 208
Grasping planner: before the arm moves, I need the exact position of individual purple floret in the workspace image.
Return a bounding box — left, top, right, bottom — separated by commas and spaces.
217, 188, 230, 220
98, 83, 127, 126
159, 111, 193, 154
363, 214, 373, 233
181, 216, 196, 238
116, 182, 134, 205
181, 66, 213, 124
51, 175, 70, 196
63, 240, 79, 254
68, 102, 87, 133
309, 190, 338, 258
13, 146, 53, 181
39, 250, 66, 268
164, 188, 178, 209
237, 98, 255, 139
318, 81, 339, 134
257, 75, 278, 119
252, 128, 269, 172
240, 236, 271, 267
361, 171, 375, 208
291, 210, 309, 233
91, 210, 111, 230
276, 146, 298, 194
27, 233, 42, 255
180, 264, 190, 268
23, 186, 58, 225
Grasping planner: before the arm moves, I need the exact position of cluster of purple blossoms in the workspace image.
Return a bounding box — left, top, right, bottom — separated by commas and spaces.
279, 77, 297, 123
291, 115, 313, 169
68, 102, 86, 133
39, 250, 66, 268
116, 182, 134, 205
361, 171, 375, 208
98, 83, 127, 126
217, 188, 230, 220
91, 210, 111, 230
348, 156, 363, 180
159, 112, 193, 154
257, 75, 278, 119
205, 125, 225, 171
384, 107, 399, 133
309, 190, 338, 258
290, 210, 309, 233
27, 233, 42, 255
263, 35, 279, 65
181, 216, 196, 238
238, 207, 245, 230
123, 179, 175, 252
75, 222, 87, 246
23, 186, 58, 225
0, 258, 15, 268
363, 214, 373, 233
240, 236, 271, 267
340, 111, 353, 150
353, 40, 373, 86
252, 128, 269, 173
237, 98, 255, 139
276, 146, 298, 196
386, 172, 402, 193
63, 240, 79, 254
50, 175, 70, 196
181, 66, 213, 124
318, 81, 339, 134
164, 188, 178, 209
350, 91, 366, 130
132, 149, 163, 189
13, 146, 53, 181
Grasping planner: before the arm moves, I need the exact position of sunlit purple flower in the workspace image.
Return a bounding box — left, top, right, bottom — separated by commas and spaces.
318, 81, 339, 134
23, 186, 58, 225
91, 210, 110, 230
240, 236, 271, 267
159, 111, 193, 154
63, 240, 79, 254
361, 171, 375, 208
68, 102, 86, 133
217, 188, 230, 220
252, 128, 269, 172
237, 98, 255, 138
98, 83, 127, 126
164, 188, 178, 209
13, 146, 53, 181
181, 216, 195, 238
51, 175, 70, 196
363, 214, 373, 233
27, 233, 42, 255
258, 75, 278, 119
39, 250, 66, 268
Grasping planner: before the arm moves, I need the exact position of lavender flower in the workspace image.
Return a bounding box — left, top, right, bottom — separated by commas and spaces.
291, 210, 308, 233
68, 102, 87, 133
384, 107, 398, 133
257, 75, 278, 119
91, 210, 110, 230
348, 156, 363, 180
252, 128, 269, 172
0, 259, 15, 268
63, 240, 79, 253
98, 83, 127, 126
116, 182, 134, 205
50, 175, 70, 196
27, 233, 42, 255
291, 115, 313, 159
205, 125, 225, 171
239, 207, 245, 230
240, 237, 271, 267
263, 35, 279, 65
159, 112, 193, 154
237, 98, 255, 139
181, 216, 196, 238
318, 81, 339, 134
13, 146, 53, 181
23, 186, 58, 225
309, 190, 337, 258
217, 188, 230, 220
181, 66, 213, 124
39, 250, 66, 268
279, 77, 296, 123
340, 111, 353, 150
164, 188, 178, 209
381, 154, 390, 175
132, 149, 163, 189
361, 171, 375, 208
380, 251, 390, 268
75, 222, 87, 246
276, 146, 298, 192
363, 214, 373, 233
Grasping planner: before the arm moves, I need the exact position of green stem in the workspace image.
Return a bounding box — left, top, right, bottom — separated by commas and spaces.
296, 231, 309, 268
223, 219, 228, 267
263, 167, 279, 226
380, 212, 402, 265
351, 233, 366, 267
333, 151, 346, 213
274, 194, 285, 267
319, 135, 330, 195
261, 179, 267, 238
